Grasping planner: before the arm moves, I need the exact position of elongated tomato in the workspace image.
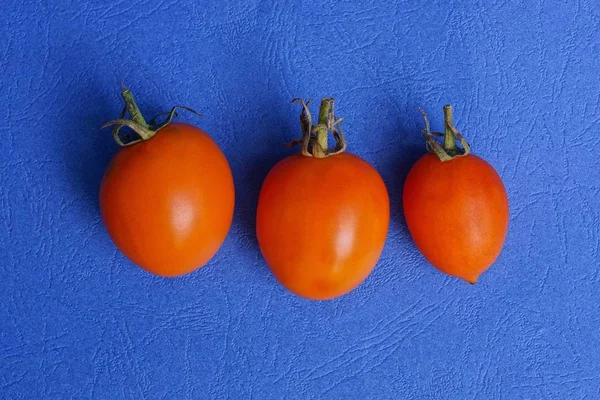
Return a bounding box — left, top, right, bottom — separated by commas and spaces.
403, 105, 509, 283
256, 98, 389, 300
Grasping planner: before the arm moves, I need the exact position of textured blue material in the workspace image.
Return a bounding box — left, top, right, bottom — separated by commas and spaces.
1, 0, 599, 398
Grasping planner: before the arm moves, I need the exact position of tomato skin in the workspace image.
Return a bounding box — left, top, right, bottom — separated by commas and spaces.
256, 153, 389, 300
99, 122, 234, 277
403, 153, 509, 283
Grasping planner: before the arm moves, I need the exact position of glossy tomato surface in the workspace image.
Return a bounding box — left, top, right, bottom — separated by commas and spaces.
403, 153, 509, 283
100, 122, 235, 277
256, 152, 389, 300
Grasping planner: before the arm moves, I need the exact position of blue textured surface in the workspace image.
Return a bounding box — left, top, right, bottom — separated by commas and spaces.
2, 0, 600, 398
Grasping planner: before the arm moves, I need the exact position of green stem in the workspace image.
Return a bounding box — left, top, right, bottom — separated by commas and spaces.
443, 104, 456, 151
121, 84, 150, 133
418, 105, 471, 162
289, 97, 347, 158
103, 86, 199, 146
315, 98, 333, 153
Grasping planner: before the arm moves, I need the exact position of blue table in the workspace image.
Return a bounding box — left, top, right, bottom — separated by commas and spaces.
1, 0, 599, 398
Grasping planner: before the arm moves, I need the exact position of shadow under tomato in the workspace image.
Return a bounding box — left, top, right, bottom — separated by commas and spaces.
370, 101, 426, 235
229, 99, 298, 275
389, 142, 424, 232
58, 80, 118, 221
58, 73, 167, 223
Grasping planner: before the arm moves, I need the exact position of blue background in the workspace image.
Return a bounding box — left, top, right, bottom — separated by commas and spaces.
1, 0, 599, 398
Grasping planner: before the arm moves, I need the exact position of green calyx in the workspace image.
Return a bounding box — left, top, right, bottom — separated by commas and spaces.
287, 97, 347, 158
101, 84, 200, 147
419, 104, 471, 162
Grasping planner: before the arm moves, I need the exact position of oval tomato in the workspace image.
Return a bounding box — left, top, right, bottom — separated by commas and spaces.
403, 105, 509, 283
100, 88, 234, 277
256, 99, 389, 300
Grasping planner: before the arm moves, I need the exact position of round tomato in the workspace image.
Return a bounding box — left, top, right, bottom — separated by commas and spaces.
256, 99, 389, 300
403, 105, 509, 283
100, 87, 234, 277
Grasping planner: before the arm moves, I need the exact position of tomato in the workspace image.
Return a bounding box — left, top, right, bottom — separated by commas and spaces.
100, 87, 234, 277
256, 99, 389, 300
403, 105, 509, 283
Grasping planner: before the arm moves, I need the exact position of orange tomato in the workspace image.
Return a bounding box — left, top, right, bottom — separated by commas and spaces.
403, 105, 509, 283
256, 99, 389, 300
100, 88, 234, 277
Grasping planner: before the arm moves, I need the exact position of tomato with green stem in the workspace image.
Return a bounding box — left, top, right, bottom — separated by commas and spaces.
256, 98, 390, 300
403, 105, 509, 283
100, 86, 234, 277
